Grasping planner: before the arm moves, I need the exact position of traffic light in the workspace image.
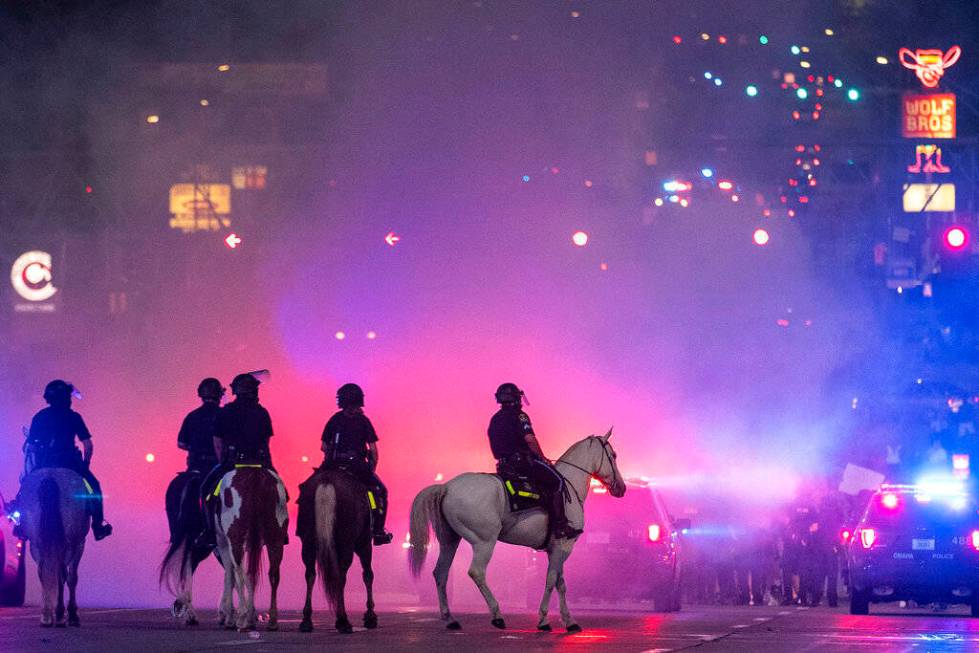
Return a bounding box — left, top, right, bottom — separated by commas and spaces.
943, 226, 969, 251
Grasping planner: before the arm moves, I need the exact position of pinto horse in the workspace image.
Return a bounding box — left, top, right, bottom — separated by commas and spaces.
296, 469, 378, 634
213, 466, 289, 631
20, 468, 90, 627
410, 430, 626, 632
160, 471, 218, 626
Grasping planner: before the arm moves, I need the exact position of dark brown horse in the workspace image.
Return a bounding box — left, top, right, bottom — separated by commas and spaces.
213, 466, 289, 632
160, 471, 219, 626
297, 469, 377, 634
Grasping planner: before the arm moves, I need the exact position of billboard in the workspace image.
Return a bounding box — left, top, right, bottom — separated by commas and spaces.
10, 250, 58, 312
902, 183, 955, 212
902, 93, 956, 139
169, 183, 232, 233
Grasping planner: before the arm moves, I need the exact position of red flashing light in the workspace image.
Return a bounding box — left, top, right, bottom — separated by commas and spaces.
971, 530, 979, 551
672, 35, 682, 44
718, 35, 728, 44
944, 226, 969, 251
860, 528, 877, 549
85, 185, 93, 194
881, 492, 899, 510
841, 529, 852, 544
647, 524, 662, 542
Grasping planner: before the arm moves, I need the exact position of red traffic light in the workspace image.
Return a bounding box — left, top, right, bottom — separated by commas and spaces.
944, 226, 969, 251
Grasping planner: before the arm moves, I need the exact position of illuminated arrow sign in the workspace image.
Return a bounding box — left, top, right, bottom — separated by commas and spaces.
224, 233, 242, 249
385, 232, 400, 247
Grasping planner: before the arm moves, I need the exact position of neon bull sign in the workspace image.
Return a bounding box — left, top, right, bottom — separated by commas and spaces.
899, 46, 961, 88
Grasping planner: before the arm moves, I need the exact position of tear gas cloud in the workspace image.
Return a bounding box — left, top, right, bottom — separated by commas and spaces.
0, 2, 876, 608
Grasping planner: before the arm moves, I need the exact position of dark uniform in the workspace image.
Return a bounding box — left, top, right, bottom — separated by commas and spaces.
214, 398, 274, 467
177, 402, 221, 472
27, 406, 108, 527
488, 404, 568, 534
320, 409, 390, 539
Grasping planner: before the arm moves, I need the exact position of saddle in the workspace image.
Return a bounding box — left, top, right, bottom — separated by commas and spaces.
496, 473, 545, 513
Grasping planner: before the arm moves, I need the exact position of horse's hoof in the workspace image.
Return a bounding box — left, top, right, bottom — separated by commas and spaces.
537, 623, 552, 632
186, 618, 199, 627
364, 614, 378, 629
68, 617, 80, 628
299, 621, 313, 633
336, 622, 354, 634
566, 623, 582, 634
491, 618, 506, 630
446, 621, 462, 631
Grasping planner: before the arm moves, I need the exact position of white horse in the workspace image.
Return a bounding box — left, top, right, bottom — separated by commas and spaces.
212, 466, 289, 631
409, 429, 626, 632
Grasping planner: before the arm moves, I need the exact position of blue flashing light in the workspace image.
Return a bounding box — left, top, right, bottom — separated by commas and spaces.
521, 174, 530, 182
745, 84, 758, 97
796, 87, 808, 100
713, 78, 722, 86
668, 194, 679, 203
704, 71, 713, 80
759, 35, 769, 45
790, 45, 801, 55
846, 88, 860, 101
700, 168, 714, 178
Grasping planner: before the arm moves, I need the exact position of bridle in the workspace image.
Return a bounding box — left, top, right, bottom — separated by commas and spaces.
556, 436, 622, 506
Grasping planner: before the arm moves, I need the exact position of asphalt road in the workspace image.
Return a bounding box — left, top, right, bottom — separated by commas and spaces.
3, 604, 979, 652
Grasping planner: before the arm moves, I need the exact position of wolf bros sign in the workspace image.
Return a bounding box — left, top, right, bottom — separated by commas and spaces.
902, 93, 956, 139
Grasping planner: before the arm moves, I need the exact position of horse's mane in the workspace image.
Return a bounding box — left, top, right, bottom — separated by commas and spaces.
556, 435, 596, 463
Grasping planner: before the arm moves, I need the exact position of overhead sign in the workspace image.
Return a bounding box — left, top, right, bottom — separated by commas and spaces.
902, 93, 955, 139
899, 46, 961, 88
907, 145, 951, 174
903, 183, 955, 212
10, 250, 57, 312
169, 183, 232, 233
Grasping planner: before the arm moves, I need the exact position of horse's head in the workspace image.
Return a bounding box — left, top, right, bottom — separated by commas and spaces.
589, 428, 626, 498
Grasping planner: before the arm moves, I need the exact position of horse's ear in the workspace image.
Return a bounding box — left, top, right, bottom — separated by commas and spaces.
602, 426, 613, 442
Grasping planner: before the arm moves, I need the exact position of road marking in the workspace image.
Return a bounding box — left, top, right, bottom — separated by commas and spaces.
214, 640, 261, 647
777, 610, 791, 615
753, 617, 770, 622
732, 624, 750, 629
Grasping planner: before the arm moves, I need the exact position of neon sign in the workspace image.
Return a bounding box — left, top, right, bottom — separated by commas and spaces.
10, 250, 57, 303
907, 145, 950, 174
899, 46, 961, 88
902, 93, 955, 139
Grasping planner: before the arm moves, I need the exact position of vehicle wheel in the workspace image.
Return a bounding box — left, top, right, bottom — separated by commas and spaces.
849, 589, 870, 615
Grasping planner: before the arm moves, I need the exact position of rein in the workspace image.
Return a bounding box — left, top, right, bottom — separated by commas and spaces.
554, 437, 620, 508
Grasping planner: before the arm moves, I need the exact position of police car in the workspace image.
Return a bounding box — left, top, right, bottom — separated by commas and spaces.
847, 480, 979, 615
527, 479, 689, 611
0, 497, 27, 607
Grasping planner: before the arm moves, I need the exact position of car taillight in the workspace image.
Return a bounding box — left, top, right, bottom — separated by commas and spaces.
859, 528, 876, 549
971, 530, 979, 551
648, 524, 662, 542
881, 493, 899, 510
840, 528, 851, 544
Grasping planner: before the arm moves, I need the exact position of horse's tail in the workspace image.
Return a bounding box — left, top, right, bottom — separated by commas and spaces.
37, 477, 65, 560
159, 477, 196, 594
409, 484, 449, 578
159, 538, 191, 595
314, 482, 343, 610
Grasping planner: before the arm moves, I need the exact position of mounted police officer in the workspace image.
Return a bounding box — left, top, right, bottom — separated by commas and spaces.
488, 383, 579, 539
13, 380, 112, 541
319, 383, 393, 545
177, 378, 224, 474
198, 372, 275, 546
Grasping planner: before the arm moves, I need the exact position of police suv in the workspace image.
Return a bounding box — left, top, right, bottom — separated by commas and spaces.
0, 498, 26, 607
847, 480, 979, 615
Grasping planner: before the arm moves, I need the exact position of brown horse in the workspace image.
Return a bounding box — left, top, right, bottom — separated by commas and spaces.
213, 466, 289, 632
160, 470, 220, 626
297, 469, 377, 634
19, 468, 90, 627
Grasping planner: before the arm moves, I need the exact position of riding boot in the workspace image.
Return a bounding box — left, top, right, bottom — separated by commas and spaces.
371, 491, 393, 546
80, 473, 113, 541
550, 492, 581, 540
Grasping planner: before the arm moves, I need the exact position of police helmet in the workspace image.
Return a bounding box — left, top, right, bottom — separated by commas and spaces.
337, 383, 365, 409
43, 379, 74, 405
494, 382, 524, 405
197, 377, 226, 401
230, 373, 260, 396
